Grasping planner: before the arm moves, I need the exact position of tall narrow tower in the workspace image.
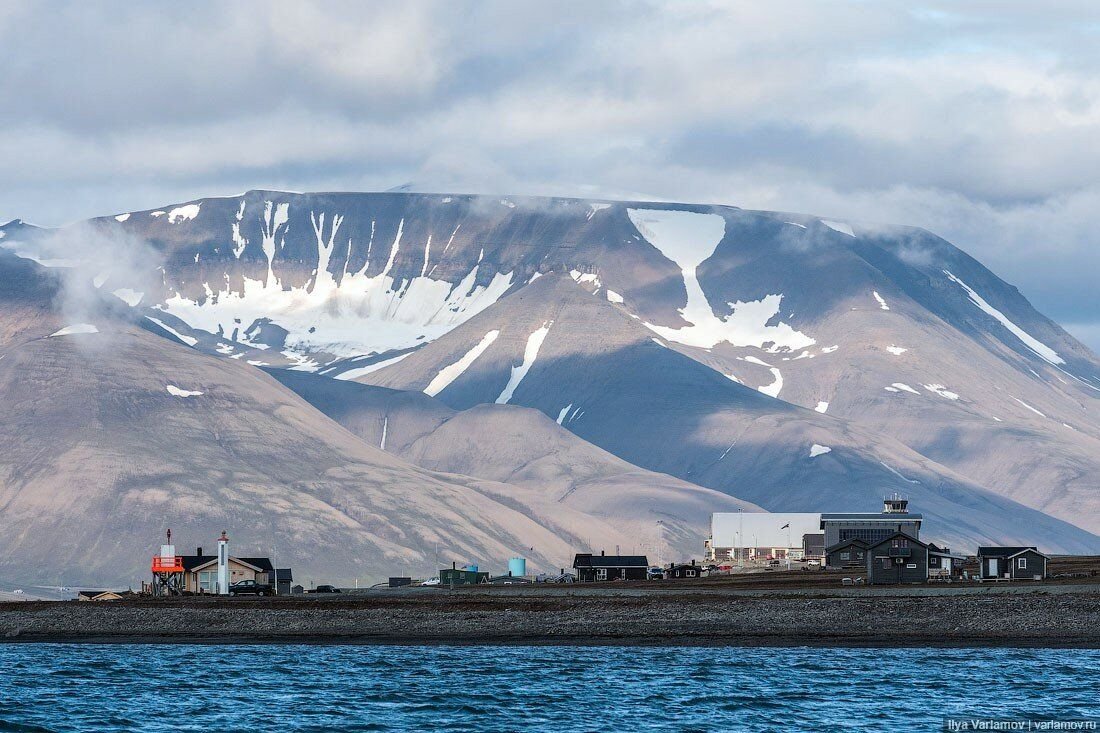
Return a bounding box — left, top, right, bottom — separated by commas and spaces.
216, 530, 230, 595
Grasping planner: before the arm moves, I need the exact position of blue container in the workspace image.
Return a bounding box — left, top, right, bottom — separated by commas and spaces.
465, 564, 478, 573
508, 557, 527, 577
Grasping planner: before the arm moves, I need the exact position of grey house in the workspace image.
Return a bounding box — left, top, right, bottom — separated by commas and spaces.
927, 544, 965, 579
865, 532, 930, 585
824, 538, 869, 569
821, 497, 922, 547
977, 547, 1048, 580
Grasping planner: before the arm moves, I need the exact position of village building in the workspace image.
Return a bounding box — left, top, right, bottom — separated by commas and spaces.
665, 560, 702, 579
977, 547, 1048, 580
572, 552, 649, 581
927, 543, 966, 579
440, 563, 489, 586
821, 497, 922, 547
179, 547, 274, 593
824, 538, 869, 569
77, 590, 130, 601
865, 532, 930, 584
802, 533, 825, 561
705, 513, 822, 562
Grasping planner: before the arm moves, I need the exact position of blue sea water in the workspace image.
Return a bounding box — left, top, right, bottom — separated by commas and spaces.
0, 644, 1096, 732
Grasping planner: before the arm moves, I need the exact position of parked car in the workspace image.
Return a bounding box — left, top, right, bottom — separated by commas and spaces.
419, 577, 440, 586
806, 559, 821, 567
647, 567, 664, 580
228, 579, 272, 596
307, 585, 342, 594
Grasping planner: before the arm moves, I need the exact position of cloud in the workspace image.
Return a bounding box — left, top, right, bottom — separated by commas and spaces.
0, 1, 1098, 348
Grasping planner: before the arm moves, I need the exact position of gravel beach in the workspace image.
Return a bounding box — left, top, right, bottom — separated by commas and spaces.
3, 583, 1099, 647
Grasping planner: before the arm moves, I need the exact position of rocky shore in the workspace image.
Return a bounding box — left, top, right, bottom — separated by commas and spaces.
3, 583, 1099, 647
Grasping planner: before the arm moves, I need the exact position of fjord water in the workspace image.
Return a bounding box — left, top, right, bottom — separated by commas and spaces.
1, 644, 1095, 731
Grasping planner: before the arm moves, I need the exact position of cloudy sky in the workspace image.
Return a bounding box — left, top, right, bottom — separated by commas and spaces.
2, 1, 1099, 348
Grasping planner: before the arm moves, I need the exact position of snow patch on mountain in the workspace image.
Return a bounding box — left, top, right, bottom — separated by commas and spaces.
810, 444, 832, 458
923, 383, 960, 400
873, 291, 890, 311
157, 204, 515, 366
628, 208, 814, 351
335, 352, 412, 381
943, 270, 1064, 366
821, 220, 855, 237
49, 324, 98, 337
112, 288, 143, 307
815, 401, 829, 413
166, 385, 203, 397
496, 322, 552, 405
758, 367, 783, 398
167, 204, 201, 224
145, 316, 197, 346
1013, 397, 1046, 418
606, 290, 624, 304
587, 203, 610, 220
424, 330, 500, 397
886, 345, 908, 355
114, 213, 130, 223
556, 403, 573, 425
890, 383, 920, 395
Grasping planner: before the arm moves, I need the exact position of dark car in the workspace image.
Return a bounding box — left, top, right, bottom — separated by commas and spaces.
307, 585, 342, 594
228, 579, 272, 596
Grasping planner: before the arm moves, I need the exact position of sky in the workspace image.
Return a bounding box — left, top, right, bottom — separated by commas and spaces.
2, 1, 1099, 349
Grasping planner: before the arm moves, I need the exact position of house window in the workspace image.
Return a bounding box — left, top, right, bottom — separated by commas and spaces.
686, 570, 696, 578
840, 552, 850, 560
856, 551, 864, 559
198, 571, 217, 593
906, 563, 917, 569
881, 558, 891, 570
596, 568, 607, 581
930, 557, 938, 566
891, 538, 908, 548
1017, 557, 1027, 569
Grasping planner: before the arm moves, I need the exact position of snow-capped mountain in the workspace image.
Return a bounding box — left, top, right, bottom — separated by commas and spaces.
2, 190, 1099, 582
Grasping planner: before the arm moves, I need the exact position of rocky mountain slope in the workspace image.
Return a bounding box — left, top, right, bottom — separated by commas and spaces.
0, 251, 719, 585
2, 191, 1098, 567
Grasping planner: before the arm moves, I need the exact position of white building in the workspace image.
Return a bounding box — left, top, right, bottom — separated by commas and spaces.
705, 512, 822, 562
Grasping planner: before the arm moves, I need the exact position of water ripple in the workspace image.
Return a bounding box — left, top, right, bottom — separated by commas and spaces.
0, 644, 1096, 732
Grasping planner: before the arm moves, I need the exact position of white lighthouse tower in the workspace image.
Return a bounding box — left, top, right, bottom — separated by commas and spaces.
216, 530, 230, 595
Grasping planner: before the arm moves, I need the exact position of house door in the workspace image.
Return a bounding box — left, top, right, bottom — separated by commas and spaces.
988, 558, 998, 577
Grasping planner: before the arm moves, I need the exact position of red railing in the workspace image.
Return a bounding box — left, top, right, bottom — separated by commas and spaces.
151, 556, 184, 573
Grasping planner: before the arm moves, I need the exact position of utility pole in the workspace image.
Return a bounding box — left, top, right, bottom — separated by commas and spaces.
272, 543, 278, 596
738, 508, 744, 569
655, 521, 664, 567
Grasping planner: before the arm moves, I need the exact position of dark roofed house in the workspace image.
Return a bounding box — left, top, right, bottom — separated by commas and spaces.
927, 543, 966, 579
179, 548, 275, 593
865, 532, 930, 585
77, 590, 130, 601
665, 560, 702, 579
977, 547, 1048, 580
573, 552, 649, 582
824, 539, 869, 569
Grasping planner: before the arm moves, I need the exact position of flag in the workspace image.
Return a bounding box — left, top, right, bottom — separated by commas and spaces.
780, 523, 790, 529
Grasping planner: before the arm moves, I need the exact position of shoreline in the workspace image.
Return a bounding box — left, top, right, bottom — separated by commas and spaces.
4, 583, 1099, 648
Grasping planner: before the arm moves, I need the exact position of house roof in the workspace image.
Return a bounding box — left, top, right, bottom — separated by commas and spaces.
180, 555, 274, 573
866, 532, 930, 551
821, 513, 923, 525
977, 546, 1047, 559
825, 538, 870, 553
573, 553, 649, 568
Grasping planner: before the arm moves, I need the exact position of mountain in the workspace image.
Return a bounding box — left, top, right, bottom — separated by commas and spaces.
0, 250, 713, 585
1, 191, 1098, 562
267, 369, 765, 558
